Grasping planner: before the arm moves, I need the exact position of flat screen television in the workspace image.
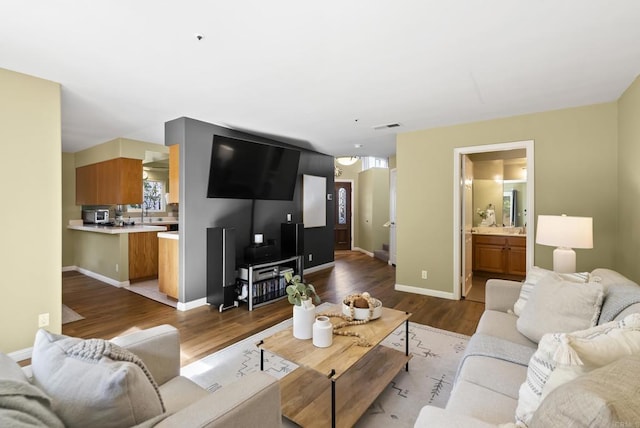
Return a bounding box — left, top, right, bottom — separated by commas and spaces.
207, 134, 301, 200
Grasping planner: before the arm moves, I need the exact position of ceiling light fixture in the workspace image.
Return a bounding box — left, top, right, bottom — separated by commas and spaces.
336, 156, 359, 166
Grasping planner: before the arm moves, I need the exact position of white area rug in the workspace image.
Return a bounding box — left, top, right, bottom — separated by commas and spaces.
181, 307, 469, 427
61, 304, 84, 324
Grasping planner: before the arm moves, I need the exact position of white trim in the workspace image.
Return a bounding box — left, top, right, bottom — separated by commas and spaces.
61, 265, 76, 272
73, 267, 129, 288
452, 140, 535, 300
353, 247, 374, 257
395, 283, 456, 300
177, 297, 207, 312
304, 261, 335, 274
8, 347, 33, 362
335, 178, 355, 250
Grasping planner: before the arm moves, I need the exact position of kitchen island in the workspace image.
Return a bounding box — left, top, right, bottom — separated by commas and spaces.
68, 224, 167, 234
158, 231, 179, 299
68, 223, 169, 285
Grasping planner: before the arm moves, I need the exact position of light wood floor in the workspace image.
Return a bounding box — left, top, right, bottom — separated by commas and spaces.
63, 251, 484, 366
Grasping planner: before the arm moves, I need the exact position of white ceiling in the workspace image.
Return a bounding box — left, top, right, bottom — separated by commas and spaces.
2, 1, 639, 157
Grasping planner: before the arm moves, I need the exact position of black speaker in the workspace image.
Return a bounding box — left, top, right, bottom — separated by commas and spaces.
281, 223, 304, 257
206, 227, 237, 311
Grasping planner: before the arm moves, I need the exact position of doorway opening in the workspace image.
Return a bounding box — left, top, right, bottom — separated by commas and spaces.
453, 140, 535, 300
334, 180, 354, 251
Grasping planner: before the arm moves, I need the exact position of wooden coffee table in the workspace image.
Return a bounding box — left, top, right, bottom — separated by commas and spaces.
258, 304, 411, 427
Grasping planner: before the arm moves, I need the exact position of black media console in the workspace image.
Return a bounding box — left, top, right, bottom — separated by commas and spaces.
236, 255, 303, 311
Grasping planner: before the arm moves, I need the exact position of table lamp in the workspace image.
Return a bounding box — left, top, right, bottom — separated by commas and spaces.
535, 214, 593, 273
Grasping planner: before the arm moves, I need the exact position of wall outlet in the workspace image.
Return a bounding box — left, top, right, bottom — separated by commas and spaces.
309, 254, 313, 262
115, 263, 119, 272
421, 270, 428, 280
38, 313, 50, 328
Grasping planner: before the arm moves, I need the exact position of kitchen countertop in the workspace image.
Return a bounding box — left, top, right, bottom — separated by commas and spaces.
472, 232, 526, 237
157, 231, 179, 240
68, 224, 167, 234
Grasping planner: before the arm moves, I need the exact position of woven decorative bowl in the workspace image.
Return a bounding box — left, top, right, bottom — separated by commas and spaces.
342, 298, 383, 320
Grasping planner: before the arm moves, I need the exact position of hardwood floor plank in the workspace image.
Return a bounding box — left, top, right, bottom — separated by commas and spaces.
63, 251, 484, 366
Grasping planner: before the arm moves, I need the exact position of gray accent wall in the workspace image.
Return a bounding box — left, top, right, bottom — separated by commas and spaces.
165, 117, 335, 303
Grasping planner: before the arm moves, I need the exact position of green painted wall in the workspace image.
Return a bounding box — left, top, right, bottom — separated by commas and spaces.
62, 152, 79, 267
74, 137, 167, 167
617, 76, 640, 280
0, 68, 61, 353
72, 232, 129, 282
397, 102, 619, 294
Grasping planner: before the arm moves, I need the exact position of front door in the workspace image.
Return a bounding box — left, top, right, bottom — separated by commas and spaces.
334, 182, 352, 250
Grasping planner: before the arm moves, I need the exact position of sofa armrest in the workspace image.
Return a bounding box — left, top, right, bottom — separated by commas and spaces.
155, 372, 281, 428
484, 279, 522, 312
414, 406, 500, 428
110, 324, 180, 386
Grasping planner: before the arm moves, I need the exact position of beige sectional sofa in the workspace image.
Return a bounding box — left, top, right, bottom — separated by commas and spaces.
415, 268, 640, 427
0, 324, 282, 428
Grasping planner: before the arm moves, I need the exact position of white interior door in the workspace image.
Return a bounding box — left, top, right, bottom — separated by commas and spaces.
461, 156, 473, 297
389, 168, 397, 265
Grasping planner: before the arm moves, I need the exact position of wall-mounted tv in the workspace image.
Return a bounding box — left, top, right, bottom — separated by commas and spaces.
207, 134, 301, 200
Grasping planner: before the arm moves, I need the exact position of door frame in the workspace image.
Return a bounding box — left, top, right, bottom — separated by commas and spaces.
335, 179, 355, 250
452, 140, 535, 300
389, 168, 397, 265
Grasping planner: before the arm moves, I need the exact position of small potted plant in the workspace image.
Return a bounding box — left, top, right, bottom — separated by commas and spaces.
284, 272, 320, 339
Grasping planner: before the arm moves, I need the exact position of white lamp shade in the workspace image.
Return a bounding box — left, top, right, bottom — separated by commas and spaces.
536, 215, 593, 249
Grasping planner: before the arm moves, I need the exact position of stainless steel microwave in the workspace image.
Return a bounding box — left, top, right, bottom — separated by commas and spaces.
83, 209, 109, 224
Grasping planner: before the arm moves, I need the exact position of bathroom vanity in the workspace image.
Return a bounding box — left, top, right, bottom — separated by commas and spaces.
472, 232, 526, 279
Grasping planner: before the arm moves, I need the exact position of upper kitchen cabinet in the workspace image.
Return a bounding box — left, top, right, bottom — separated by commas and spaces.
76, 158, 143, 205
168, 144, 179, 204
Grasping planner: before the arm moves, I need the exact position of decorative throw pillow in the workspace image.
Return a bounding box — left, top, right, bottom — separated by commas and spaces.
516, 274, 604, 343
30, 329, 165, 428
514, 313, 640, 427
529, 354, 640, 427
513, 267, 589, 316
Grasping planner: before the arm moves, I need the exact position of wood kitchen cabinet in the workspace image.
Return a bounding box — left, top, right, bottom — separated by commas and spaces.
473, 234, 526, 278
158, 234, 178, 299
76, 157, 142, 205
168, 144, 179, 204
128, 232, 159, 282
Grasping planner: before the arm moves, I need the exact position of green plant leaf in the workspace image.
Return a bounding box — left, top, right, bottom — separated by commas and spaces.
286, 285, 297, 296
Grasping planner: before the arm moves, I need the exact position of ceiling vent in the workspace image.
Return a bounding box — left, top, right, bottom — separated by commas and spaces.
373, 123, 401, 130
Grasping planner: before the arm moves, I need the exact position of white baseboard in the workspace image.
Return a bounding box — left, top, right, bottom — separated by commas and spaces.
9, 347, 33, 362
353, 247, 374, 257
395, 283, 456, 300
177, 297, 207, 312
61, 265, 76, 272
304, 261, 335, 274
73, 267, 129, 288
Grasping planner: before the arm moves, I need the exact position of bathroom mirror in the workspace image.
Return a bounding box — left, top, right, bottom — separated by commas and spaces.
470, 152, 527, 227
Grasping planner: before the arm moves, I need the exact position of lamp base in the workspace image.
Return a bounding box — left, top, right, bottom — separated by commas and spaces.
553, 247, 576, 273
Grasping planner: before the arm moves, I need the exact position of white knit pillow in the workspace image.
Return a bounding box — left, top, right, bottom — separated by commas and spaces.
31, 329, 164, 428
514, 313, 640, 427
513, 267, 589, 316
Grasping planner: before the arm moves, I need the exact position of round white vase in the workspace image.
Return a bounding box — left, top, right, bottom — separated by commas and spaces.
313, 316, 333, 348
292, 300, 315, 339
